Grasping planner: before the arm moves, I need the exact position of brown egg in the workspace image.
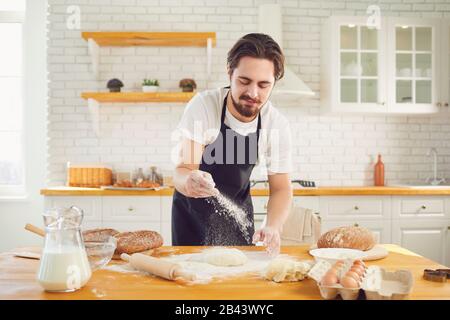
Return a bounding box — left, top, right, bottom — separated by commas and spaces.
340, 275, 359, 288
350, 266, 365, 277
321, 272, 339, 286
345, 271, 360, 282
334, 260, 345, 267
327, 267, 339, 276
353, 260, 366, 268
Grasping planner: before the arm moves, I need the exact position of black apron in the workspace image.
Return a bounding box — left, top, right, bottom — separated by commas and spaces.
172, 89, 261, 246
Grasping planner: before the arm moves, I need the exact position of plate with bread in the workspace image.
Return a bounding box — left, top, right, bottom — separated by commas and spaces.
309, 225, 389, 261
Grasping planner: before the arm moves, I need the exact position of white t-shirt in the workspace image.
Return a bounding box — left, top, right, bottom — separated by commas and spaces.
177, 87, 292, 174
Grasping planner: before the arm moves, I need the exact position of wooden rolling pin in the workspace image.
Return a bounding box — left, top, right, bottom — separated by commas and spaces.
121, 253, 196, 282
25, 224, 45, 237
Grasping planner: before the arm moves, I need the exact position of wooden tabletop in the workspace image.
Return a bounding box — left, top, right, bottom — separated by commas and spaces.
1, 245, 449, 300
40, 186, 450, 196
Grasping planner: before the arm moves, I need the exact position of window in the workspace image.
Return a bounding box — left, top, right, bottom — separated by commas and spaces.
0, 0, 25, 196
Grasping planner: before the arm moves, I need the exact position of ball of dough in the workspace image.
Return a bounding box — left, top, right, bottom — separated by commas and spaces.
203, 248, 248, 267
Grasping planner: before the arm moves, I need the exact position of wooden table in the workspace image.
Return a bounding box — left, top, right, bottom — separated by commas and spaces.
0, 245, 449, 300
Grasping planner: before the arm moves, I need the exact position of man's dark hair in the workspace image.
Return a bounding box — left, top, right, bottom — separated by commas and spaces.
227, 33, 285, 81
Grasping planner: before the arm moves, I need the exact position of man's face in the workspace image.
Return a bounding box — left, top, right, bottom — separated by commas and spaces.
228, 56, 275, 118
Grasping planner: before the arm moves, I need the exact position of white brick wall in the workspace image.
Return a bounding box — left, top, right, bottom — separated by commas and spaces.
47, 0, 450, 187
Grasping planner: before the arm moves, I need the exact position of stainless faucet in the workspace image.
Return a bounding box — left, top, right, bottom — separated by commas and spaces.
426, 148, 446, 185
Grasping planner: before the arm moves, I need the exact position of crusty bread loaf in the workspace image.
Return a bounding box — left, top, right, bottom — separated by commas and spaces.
317, 225, 376, 251
114, 230, 164, 256
83, 228, 120, 242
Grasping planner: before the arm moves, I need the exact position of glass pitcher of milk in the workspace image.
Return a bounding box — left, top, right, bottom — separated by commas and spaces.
37, 206, 92, 292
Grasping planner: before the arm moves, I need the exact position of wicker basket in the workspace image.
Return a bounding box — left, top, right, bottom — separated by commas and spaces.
67, 163, 112, 188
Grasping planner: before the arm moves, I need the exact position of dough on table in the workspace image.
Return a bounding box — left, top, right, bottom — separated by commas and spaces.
264, 258, 313, 282
202, 248, 248, 267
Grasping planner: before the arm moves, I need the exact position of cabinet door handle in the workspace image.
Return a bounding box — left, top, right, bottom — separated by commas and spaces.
445, 102, 449, 107
354, 206, 359, 210
354, 222, 359, 227
447, 226, 450, 230
377, 101, 385, 106
128, 206, 135, 212
421, 205, 426, 210
436, 102, 442, 107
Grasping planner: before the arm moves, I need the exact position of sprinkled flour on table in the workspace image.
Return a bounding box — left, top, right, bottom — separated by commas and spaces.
102, 249, 311, 285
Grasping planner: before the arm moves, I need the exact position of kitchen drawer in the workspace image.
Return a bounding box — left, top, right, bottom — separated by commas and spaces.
161, 196, 173, 222
320, 219, 391, 244
161, 222, 172, 246
102, 196, 161, 222
252, 196, 320, 214
392, 196, 448, 219
103, 221, 161, 233
82, 221, 103, 230
44, 196, 102, 222
252, 196, 269, 214
254, 213, 266, 230
292, 196, 320, 212
320, 196, 390, 220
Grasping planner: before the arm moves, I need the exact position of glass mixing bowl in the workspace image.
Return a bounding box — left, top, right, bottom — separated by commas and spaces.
85, 236, 117, 271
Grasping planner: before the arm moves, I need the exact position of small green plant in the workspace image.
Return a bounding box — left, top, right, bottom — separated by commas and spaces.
142, 79, 159, 86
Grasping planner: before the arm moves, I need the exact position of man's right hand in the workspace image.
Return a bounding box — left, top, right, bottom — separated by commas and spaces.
184, 170, 219, 198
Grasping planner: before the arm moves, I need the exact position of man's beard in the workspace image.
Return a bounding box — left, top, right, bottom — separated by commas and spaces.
229, 91, 262, 118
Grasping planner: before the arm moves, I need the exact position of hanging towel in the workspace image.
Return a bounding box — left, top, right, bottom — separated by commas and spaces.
280, 206, 321, 245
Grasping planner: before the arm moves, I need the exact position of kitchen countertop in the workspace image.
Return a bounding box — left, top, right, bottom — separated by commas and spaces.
1, 245, 449, 300
40, 186, 450, 196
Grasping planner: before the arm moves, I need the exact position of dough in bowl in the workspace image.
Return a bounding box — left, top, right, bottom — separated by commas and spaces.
203, 248, 248, 267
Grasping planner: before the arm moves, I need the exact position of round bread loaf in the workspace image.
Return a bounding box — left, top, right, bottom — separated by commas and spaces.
114, 230, 164, 255
317, 225, 376, 251
83, 228, 120, 242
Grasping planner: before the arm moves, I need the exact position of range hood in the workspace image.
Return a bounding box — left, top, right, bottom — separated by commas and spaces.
258, 4, 315, 98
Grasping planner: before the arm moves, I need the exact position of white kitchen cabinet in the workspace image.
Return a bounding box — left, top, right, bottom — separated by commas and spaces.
161, 196, 173, 245
321, 219, 391, 245
387, 17, 440, 114
319, 196, 391, 220
392, 196, 449, 219
322, 16, 445, 115
102, 196, 161, 222
391, 219, 449, 266
321, 16, 387, 114
44, 196, 102, 226
104, 221, 161, 233
439, 19, 450, 114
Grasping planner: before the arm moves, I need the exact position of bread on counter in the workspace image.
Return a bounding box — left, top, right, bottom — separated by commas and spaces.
317, 225, 376, 251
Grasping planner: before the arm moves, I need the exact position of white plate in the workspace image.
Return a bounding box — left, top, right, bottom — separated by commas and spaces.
309, 248, 366, 264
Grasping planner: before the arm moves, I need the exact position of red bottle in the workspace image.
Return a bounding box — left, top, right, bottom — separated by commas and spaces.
374, 154, 385, 186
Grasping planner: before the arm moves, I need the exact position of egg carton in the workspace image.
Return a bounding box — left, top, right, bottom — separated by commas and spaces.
307, 260, 414, 300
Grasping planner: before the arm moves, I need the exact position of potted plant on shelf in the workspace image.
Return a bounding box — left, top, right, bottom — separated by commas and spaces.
107, 78, 124, 92
179, 78, 197, 92
142, 79, 159, 92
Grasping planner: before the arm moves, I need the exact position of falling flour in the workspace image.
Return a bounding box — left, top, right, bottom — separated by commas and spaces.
206, 192, 253, 242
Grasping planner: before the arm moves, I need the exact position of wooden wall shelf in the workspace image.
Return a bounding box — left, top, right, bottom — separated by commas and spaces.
81, 32, 216, 47
81, 92, 195, 103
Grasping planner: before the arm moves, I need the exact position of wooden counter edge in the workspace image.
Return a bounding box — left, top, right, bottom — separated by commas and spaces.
40, 186, 450, 196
